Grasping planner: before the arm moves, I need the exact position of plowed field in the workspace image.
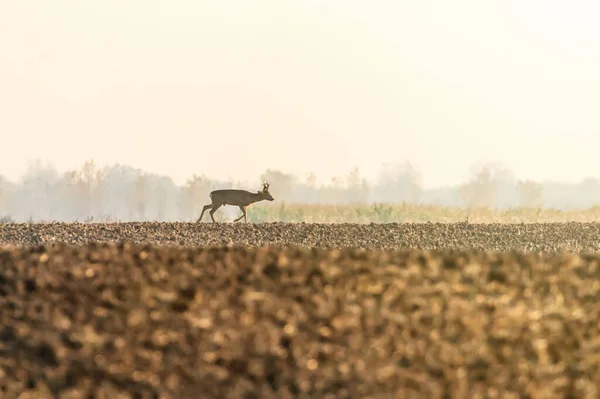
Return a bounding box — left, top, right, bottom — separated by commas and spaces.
2, 221, 600, 252
1, 223, 599, 398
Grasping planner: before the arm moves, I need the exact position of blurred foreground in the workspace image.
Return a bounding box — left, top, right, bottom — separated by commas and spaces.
0, 243, 598, 398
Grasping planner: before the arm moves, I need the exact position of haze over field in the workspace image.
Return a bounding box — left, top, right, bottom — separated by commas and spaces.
1, 0, 600, 190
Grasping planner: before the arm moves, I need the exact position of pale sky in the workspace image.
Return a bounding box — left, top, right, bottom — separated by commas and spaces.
1, 0, 600, 189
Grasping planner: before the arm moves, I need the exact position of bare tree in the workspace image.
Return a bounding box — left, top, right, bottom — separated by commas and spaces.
459, 166, 497, 209
517, 180, 543, 208
373, 162, 422, 203
346, 167, 369, 204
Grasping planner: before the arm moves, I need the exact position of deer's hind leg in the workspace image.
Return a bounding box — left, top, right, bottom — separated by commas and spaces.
197, 203, 213, 222
209, 204, 222, 222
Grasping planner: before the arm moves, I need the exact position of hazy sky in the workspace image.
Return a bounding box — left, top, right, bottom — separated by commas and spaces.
1, 0, 600, 189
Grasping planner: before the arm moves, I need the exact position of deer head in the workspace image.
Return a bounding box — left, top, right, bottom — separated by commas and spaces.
260, 181, 274, 201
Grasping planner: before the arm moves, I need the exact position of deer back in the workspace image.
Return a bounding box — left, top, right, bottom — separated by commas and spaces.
211, 189, 258, 206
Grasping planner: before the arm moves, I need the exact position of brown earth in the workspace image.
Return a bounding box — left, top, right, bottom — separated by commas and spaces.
1, 223, 600, 397
1, 221, 600, 252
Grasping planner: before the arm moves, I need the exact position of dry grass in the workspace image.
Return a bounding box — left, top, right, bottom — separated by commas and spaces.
237, 203, 600, 223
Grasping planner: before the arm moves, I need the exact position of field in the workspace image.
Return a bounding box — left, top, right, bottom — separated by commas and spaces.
2, 222, 600, 398
3, 221, 600, 252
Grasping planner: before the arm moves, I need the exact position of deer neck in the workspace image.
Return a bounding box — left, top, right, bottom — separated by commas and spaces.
249, 192, 264, 204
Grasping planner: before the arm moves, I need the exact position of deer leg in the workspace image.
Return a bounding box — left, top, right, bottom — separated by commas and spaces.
233, 206, 246, 223
209, 204, 222, 223
197, 204, 213, 222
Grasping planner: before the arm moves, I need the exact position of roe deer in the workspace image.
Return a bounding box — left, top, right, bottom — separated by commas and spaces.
197, 182, 274, 223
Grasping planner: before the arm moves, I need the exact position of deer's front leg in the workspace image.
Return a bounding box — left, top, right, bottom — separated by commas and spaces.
233, 206, 246, 223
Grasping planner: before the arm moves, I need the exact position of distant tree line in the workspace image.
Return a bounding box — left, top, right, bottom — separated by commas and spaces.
0, 159, 600, 222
